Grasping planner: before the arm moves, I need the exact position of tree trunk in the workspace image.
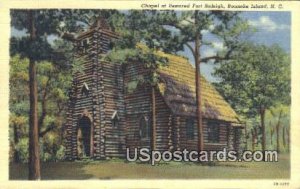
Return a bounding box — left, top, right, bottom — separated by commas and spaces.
28, 10, 41, 180
254, 127, 258, 147
282, 127, 286, 148
287, 126, 290, 153
13, 123, 20, 163
38, 86, 48, 136
276, 110, 282, 153
260, 107, 266, 152
251, 129, 255, 151
270, 126, 273, 146
151, 86, 156, 151
244, 123, 248, 150
194, 10, 204, 152
276, 123, 280, 153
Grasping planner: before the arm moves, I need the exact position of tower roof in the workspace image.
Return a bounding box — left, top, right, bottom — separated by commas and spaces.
90, 17, 111, 31
76, 17, 118, 40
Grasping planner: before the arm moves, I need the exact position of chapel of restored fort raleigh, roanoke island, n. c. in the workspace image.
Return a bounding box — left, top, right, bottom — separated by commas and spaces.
63, 18, 244, 160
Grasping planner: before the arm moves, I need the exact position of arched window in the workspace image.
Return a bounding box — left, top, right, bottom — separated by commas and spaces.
139, 116, 150, 139
186, 118, 194, 140
81, 82, 89, 97
77, 116, 91, 158
82, 38, 89, 53
207, 121, 220, 143
111, 111, 119, 128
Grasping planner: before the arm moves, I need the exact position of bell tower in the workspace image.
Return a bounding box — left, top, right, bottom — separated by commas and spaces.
64, 18, 121, 160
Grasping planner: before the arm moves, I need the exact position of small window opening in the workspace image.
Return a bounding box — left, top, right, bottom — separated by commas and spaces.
207, 121, 220, 143
186, 118, 194, 140
81, 82, 90, 97
81, 38, 89, 53
140, 116, 150, 139
111, 111, 120, 128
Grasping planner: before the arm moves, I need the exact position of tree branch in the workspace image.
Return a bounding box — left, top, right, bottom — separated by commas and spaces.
182, 18, 194, 24
201, 55, 222, 63
38, 76, 51, 133
39, 124, 55, 138
61, 32, 76, 42
200, 43, 239, 63
184, 42, 196, 59
162, 21, 184, 32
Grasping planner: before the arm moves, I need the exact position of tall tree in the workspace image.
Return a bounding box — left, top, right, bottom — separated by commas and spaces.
26, 10, 40, 180
153, 11, 249, 151
11, 9, 77, 180
214, 42, 290, 152
11, 9, 65, 179
276, 110, 283, 153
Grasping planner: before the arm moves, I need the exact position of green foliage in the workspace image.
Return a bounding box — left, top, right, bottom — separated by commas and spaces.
10, 37, 54, 61
242, 105, 290, 152
40, 133, 64, 162
56, 145, 66, 161
15, 138, 29, 163
106, 48, 141, 64
265, 105, 290, 152
9, 55, 30, 114
137, 11, 251, 58
108, 10, 251, 93
106, 46, 168, 92
214, 42, 290, 117
125, 75, 145, 94
9, 54, 72, 162
214, 42, 290, 151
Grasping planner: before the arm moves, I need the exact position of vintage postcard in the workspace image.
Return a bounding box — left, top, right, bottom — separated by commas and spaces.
0, 0, 299, 188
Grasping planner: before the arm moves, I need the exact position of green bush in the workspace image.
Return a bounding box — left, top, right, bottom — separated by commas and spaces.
15, 138, 29, 163
56, 145, 65, 161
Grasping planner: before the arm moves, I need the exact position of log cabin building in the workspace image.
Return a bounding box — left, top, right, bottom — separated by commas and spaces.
64, 19, 244, 160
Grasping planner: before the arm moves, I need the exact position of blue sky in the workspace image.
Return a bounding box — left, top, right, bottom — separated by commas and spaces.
185, 11, 291, 82
11, 11, 291, 82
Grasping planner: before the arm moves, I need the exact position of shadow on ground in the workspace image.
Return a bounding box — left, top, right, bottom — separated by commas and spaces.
9, 162, 94, 180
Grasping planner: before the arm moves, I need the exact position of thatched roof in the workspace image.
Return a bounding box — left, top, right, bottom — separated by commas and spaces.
156, 52, 240, 123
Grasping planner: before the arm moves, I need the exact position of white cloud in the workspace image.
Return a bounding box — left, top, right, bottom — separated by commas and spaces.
212, 41, 226, 51
201, 29, 209, 35
208, 24, 215, 31
249, 16, 290, 32
202, 48, 216, 58
201, 25, 215, 35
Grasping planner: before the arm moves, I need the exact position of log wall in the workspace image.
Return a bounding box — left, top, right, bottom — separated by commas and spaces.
176, 118, 229, 151
65, 29, 125, 160
124, 63, 172, 153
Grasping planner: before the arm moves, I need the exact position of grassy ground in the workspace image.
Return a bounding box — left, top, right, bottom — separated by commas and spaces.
10, 154, 290, 180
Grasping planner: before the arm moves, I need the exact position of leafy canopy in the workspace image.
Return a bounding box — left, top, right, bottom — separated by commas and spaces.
214, 42, 290, 117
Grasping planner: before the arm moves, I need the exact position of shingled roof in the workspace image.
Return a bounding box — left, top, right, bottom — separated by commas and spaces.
155, 52, 240, 123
